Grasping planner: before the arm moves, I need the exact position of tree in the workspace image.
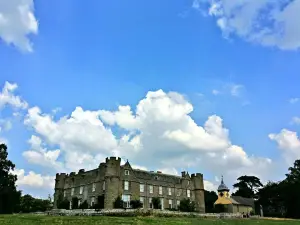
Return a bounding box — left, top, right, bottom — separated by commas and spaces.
204, 190, 218, 213
0, 143, 21, 214
232, 175, 263, 198
113, 196, 124, 209
19, 194, 53, 213
152, 197, 161, 209
179, 198, 195, 212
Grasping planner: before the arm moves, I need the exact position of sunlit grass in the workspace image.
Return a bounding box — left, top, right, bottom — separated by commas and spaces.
0, 215, 299, 225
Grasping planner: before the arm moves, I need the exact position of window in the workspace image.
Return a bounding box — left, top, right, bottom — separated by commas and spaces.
160, 198, 164, 210
169, 199, 173, 209
80, 186, 83, 194
125, 170, 130, 175
159, 186, 162, 195
71, 188, 74, 196
122, 194, 131, 208
63, 190, 66, 197
168, 187, 172, 195
149, 185, 153, 194
69, 201, 72, 210
78, 199, 81, 207
187, 180, 190, 185
140, 197, 144, 208
149, 197, 153, 208
140, 184, 144, 192
124, 181, 129, 191
103, 181, 105, 190
91, 197, 95, 206
92, 183, 96, 192
177, 200, 180, 208
187, 189, 190, 198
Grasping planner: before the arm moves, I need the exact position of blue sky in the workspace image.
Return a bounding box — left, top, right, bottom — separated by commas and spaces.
1, 0, 300, 198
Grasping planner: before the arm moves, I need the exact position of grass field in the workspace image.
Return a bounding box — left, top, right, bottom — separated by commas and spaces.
0, 215, 299, 225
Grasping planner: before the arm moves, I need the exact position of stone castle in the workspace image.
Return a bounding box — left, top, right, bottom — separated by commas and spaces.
54, 156, 205, 212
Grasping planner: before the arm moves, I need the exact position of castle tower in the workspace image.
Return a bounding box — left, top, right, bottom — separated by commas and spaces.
191, 173, 205, 213
53, 173, 66, 208
104, 157, 121, 209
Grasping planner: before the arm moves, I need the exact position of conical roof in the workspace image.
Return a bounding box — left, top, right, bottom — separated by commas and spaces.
217, 176, 229, 192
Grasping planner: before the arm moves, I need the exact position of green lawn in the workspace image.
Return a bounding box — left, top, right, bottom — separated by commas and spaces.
0, 215, 299, 225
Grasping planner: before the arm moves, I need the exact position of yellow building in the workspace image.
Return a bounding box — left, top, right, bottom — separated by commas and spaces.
214, 177, 255, 214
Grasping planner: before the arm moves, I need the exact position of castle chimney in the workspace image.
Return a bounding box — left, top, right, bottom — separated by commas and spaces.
181, 171, 186, 177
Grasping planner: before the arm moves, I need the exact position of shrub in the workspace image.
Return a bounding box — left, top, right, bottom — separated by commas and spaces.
179, 199, 195, 212
113, 196, 124, 209
79, 200, 89, 209
71, 197, 79, 209
152, 197, 161, 209
58, 198, 70, 210
130, 200, 143, 209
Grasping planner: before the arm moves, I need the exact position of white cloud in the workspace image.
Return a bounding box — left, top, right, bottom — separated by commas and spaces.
291, 117, 300, 125
230, 84, 244, 97
289, 98, 299, 104
22, 135, 64, 171
0, 81, 28, 109
204, 180, 218, 192
0, 0, 38, 52
269, 129, 300, 165
12, 168, 54, 189
194, 0, 300, 50
23, 89, 273, 191
212, 89, 220, 95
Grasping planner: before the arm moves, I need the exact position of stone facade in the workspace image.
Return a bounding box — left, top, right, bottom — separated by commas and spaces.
54, 156, 205, 212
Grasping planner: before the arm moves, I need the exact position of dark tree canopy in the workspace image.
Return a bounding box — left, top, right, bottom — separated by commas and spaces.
232, 175, 263, 198
0, 143, 21, 214
204, 190, 218, 213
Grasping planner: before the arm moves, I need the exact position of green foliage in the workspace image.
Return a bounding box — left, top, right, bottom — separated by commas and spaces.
130, 200, 143, 209
113, 196, 124, 209
152, 197, 161, 209
71, 197, 79, 209
0, 143, 21, 214
232, 175, 263, 198
204, 190, 218, 213
179, 198, 195, 212
57, 198, 70, 210
19, 194, 52, 213
79, 200, 89, 209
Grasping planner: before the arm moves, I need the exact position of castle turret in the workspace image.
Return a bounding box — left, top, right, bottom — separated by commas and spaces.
104, 157, 121, 209
53, 173, 66, 208
191, 173, 205, 213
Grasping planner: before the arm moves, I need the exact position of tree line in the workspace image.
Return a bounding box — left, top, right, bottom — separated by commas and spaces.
204, 159, 300, 219
1, 143, 300, 218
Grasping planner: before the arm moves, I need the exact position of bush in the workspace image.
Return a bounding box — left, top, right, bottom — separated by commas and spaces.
152, 197, 161, 209
113, 196, 124, 209
79, 200, 89, 209
130, 200, 143, 209
71, 197, 79, 209
58, 198, 69, 210
179, 199, 195, 212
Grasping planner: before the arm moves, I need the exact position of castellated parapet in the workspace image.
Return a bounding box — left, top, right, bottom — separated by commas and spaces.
53, 157, 205, 212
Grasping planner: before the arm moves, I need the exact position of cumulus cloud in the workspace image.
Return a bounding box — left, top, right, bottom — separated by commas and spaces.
269, 129, 300, 165
12, 169, 55, 189
22, 135, 64, 171
0, 81, 28, 109
193, 0, 300, 50
23, 89, 272, 190
0, 0, 38, 52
